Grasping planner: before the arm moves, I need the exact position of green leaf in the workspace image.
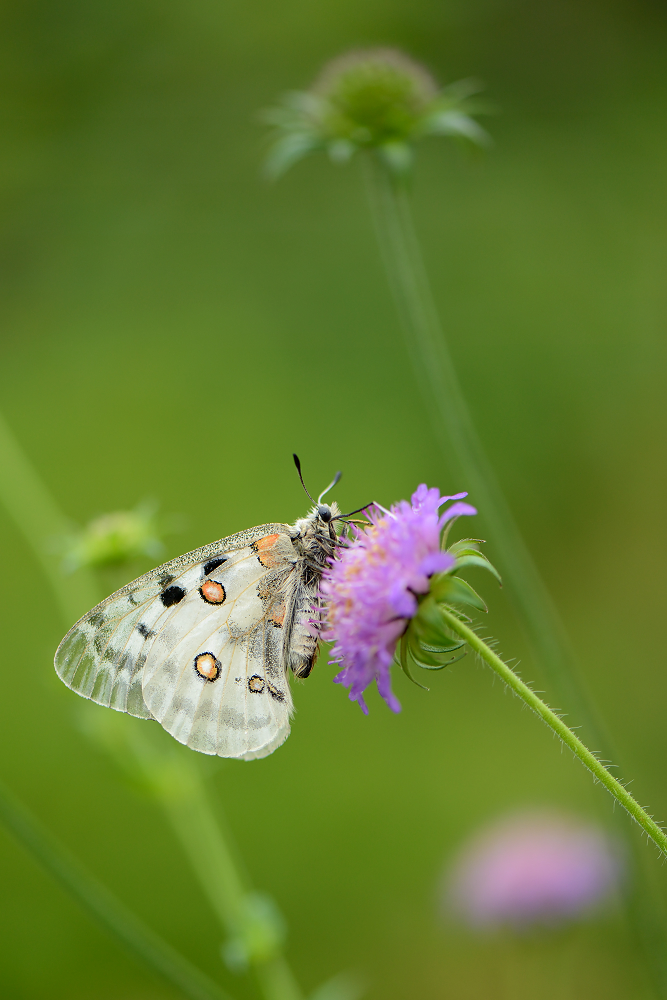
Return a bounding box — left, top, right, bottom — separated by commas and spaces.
435, 575, 488, 612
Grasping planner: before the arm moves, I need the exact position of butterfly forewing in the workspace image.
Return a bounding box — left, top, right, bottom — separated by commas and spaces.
54, 523, 297, 758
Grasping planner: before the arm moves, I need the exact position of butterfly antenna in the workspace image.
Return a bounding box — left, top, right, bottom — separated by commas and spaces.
333, 502, 376, 520
293, 453, 315, 503
317, 470, 342, 504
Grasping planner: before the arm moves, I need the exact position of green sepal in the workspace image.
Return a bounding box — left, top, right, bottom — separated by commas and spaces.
433, 575, 488, 613
446, 537, 485, 556
420, 638, 465, 653
264, 132, 322, 179
412, 595, 452, 645
396, 633, 429, 691
412, 649, 468, 670
453, 553, 502, 585
411, 603, 466, 651
407, 631, 450, 667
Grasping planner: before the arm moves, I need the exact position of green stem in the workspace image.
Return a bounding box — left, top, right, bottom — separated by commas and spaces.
255, 958, 305, 1000
138, 742, 303, 1000
364, 157, 601, 738
0, 777, 235, 1000
440, 608, 667, 856
0, 410, 98, 621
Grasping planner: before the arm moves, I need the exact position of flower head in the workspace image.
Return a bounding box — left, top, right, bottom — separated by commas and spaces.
313, 49, 438, 148
444, 809, 622, 929
264, 48, 490, 179
320, 485, 477, 714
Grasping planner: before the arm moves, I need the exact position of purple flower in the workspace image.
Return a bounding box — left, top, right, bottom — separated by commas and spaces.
320, 485, 476, 714
444, 810, 622, 928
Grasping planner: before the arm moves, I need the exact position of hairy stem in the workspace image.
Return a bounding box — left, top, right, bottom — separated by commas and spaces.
441, 608, 667, 856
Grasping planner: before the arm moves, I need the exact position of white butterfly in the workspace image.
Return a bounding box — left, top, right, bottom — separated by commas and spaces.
54, 458, 363, 761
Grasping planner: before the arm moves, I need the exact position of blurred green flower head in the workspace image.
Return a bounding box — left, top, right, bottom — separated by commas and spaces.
63, 500, 168, 571
315, 48, 438, 146
265, 47, 490, 178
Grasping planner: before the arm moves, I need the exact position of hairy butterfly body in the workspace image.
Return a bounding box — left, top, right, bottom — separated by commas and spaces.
55, 503, 339, 760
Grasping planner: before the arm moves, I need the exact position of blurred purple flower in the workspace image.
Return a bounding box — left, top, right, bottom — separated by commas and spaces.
444, 809, 622, 929
320, 484, 476, 715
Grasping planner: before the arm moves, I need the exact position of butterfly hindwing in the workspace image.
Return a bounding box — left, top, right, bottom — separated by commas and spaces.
141, 538, 296, 759
55, 524, 298, 758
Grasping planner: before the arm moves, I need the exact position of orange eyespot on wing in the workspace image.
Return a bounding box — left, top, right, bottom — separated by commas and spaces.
248, 674, 265, 693
199, 580, 226, 605
194, 652, 221, 682
251, 533, 282, 568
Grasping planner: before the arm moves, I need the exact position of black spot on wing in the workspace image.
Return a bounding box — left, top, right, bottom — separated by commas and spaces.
161, 585, 186, 607
203, 557, 226, 575
137, 622, 156, 640
266, 679, 285, 703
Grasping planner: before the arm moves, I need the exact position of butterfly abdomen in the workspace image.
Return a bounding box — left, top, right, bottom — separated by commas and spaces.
286, 510, 339, 679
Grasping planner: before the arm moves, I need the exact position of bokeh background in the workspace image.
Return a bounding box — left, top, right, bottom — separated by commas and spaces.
1, 0, 667, 997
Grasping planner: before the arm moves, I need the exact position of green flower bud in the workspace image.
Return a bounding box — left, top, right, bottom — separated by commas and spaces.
314, 48, 437, 147
62, 500, 170, 571
264, 47, 490, 178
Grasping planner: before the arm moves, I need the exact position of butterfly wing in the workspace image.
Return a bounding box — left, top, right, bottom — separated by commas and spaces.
55, 523, 298, 760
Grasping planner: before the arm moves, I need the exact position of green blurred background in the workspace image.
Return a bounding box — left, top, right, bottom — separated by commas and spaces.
1, 0, 667, 996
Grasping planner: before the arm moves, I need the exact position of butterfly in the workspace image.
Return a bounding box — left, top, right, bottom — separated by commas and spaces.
54, 456, 368, 761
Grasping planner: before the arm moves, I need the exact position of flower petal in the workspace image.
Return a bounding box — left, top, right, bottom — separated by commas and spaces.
439, 501, 477, 524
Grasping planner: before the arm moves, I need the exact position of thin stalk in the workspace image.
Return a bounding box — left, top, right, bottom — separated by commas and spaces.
159, 765, 249, 933
440, 608, 667, 856
255, 959, 305, 1000
0, 412, 303, 1000
143, 747, 303, 1000
0, 777, 235, 1000
365, 156, 600, 736
0, 410, 98, 621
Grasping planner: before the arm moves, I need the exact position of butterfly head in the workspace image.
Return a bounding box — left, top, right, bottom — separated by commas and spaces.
317, 503, 333, 523
292, 454, 373, 535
